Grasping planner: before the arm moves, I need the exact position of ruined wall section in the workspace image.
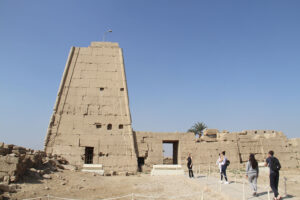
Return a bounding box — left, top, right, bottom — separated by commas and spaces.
288, 138, 300, 166
44, 42, 137, 173
218, 130, 299, 168
135, 130, 300, 172
134, 131, 194, 172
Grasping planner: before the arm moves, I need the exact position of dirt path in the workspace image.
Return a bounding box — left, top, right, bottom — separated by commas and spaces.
9, 170, 300, 200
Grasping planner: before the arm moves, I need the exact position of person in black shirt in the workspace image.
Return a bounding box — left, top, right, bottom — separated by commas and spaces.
187, 153, 194, 178
265, 150, 281, 200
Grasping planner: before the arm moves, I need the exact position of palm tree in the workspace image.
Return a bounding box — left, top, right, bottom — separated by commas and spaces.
188, 122, 207, 137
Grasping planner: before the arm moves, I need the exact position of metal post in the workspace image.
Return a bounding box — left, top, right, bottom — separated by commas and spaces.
102, 30, 112, 41
268, 188, 271, 200
102, 33, 106, 41
201, 190, 204, 200
235, 173, 237, 184
284, 177, 287, 196
243, 179, 246, 200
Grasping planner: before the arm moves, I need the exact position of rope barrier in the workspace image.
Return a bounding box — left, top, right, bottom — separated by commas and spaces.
171, 192, 203, 198
231, 170, 292, 196
133, 193, 160, 199
22, 197, 44, 200
96, 194, 132, 200
34, 192, 205, 200
48, 195, 81, 200
242, 179, 245, 200
203, 167, 290, 200
21, 165, 298, 200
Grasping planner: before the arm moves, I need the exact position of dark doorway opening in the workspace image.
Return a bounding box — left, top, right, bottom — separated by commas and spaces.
137, 157, 145, 172
85, 147, 94, 164
163, 141, 179, 164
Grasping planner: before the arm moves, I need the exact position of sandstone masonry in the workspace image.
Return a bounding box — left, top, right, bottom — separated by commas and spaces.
44, 42, 137, 174
134, 130, 300, 172
45, 41, 300, 174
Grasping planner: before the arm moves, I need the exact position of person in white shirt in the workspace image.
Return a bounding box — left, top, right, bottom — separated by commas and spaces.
216, 153, 222, 173
220, 151, 229, 184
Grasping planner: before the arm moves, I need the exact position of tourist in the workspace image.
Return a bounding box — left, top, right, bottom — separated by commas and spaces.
246, 154, 259, 196
220, 151, 229, 184
187, 153, 194, 178
265, 150, 282, 200
216, 153, 222, 174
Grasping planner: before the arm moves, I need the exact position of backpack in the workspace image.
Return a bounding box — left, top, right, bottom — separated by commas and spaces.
270, 157, 281, 172
226, 159, 230, 167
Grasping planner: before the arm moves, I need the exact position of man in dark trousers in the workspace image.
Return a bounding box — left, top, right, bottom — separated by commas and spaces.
265, 150, 282, 200
187, 153, 194, 178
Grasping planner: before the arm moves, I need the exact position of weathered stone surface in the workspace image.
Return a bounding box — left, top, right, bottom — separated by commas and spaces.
134, 130, 300, 173
42, 174, 51, 179
44, 42, 138, 174
0, 183, 16, 193
41, 41, 300, 175
0, 183, 9, 192
0, 142, 66, 183
62, 164, 77, 171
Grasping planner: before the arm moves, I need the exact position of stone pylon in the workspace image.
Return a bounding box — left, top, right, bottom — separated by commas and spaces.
44, 42, 137, 173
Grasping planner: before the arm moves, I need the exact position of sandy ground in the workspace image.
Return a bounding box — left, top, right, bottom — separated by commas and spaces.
10, 171, 230, 200
8, 169, 300, 200
218, 168, 300, 198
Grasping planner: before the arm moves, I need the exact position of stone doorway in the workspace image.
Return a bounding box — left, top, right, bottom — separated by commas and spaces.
137, 157, 145, 172
84, 147, 94, 164
162, 141, 179, 164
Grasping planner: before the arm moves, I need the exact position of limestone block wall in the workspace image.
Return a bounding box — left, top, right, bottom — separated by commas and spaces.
288, 138, 300, 166
0, 142, 44, 182
134, 131, 194, 172
135, 130, 300, 173
44, 42, 137, 173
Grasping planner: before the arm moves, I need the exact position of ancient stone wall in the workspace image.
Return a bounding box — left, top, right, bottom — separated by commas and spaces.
0, 142, 44, 183
44, 41, 299, 174
44, 42, 137, 174
134, 130, 300, 172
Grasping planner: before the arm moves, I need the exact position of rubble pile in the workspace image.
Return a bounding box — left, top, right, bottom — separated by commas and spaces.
0, 142, 72, 198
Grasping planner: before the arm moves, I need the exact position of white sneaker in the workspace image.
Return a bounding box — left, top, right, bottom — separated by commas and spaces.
219, 180, 223, 184
224, 181, 229, 184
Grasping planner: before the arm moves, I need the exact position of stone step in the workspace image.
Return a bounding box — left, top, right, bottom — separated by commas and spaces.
151, 164, 185, 176
81, 164, 104, 175
81, 169, 104, 175
82, 164, 103, 168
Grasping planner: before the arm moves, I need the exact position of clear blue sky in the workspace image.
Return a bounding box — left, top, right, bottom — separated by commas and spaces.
0, 0, 299, 150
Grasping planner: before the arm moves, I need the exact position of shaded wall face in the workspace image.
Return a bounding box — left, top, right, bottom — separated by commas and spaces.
135, 131, 300, 172
45, 42, 137, 173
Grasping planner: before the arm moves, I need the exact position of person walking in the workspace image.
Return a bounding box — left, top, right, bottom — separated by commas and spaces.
220, 151, 229, 184
265, 150, 281, 200
187, 153, 194, 178
246, 154, 259, 196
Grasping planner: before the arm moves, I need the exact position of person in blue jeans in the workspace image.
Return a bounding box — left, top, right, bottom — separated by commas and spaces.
265, 150, 281, 200
220, 151, 229, 184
